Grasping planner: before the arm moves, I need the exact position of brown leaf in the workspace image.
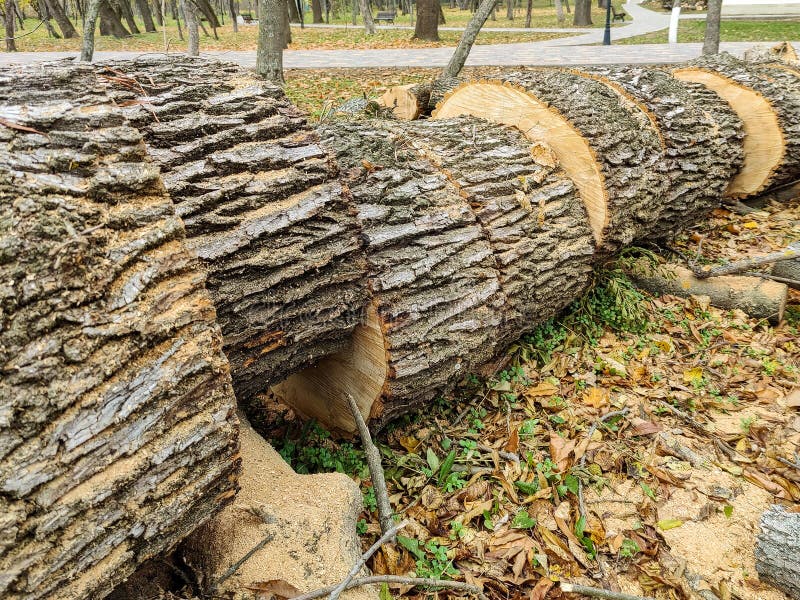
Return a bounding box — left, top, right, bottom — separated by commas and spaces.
0, 117, 47, 136
505, 427, 520, 454
583, 386, 609, 409
530, 577, 555, 600
246, 579, 302, 599
786, 388, 800, 408
549, 433, 576, 473
630, 418, 662, 436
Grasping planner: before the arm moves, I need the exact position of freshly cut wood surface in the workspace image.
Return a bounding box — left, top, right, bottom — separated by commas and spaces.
575, 65, 744, 236
673, 53, 800, 198
275, 117, 595, 431
378, 83, 426, 120
99, 57, 369, 402
432, 71, 669, 252
0, 63, 239, 600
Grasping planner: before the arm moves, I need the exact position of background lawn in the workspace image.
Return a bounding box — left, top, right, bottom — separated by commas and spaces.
617, 18, 800, 44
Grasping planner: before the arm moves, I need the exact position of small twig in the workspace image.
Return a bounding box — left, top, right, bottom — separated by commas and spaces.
210, 532, 273, 592
345, 392, 393, 534
560, 582, 655, 600
328, 519, 409, 600
741, 271, 800, 287
292, 575, 488, 600
477, 443, 520, 463
693, 244, 800, 279
724, 199, 759, 215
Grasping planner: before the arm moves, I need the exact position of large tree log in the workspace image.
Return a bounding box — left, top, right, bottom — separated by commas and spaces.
431, 70, 670, 252
97, 57, 369, 404
672, 53, 800, 198
0, 63, 240, 600
755, 505, 800, 598
274, 117, 594, 431
573, 65, 744, 235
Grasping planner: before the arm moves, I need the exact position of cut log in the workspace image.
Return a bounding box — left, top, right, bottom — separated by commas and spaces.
573, 65, 744, 236
431, 70, 669, 252
0, 63, 240, 600
672, 53, 800, 198
628, 261, 787, 323
755, 505, 800, 599
274, 117, 594, 431
97, 57, 369, 403
378, 83, 428, 120
772, 258, 800, 289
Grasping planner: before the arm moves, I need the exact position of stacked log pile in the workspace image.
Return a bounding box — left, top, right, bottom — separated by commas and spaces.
0, 64, 240, 600
4, 53, 800, 598
98, 57, 369, 403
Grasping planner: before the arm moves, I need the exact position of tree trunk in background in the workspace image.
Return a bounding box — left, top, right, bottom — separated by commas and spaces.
181, 0, 199, 54
564, 0, 570, 13
555, 0, 564, 23
351, 0, 357, 24
311, 0, 322, 22
359, 0, 375, 33
228, 0, 237, 29
46, 0, 79, 36
524, 0, 531, 27
99, 0, 131, 37
441, 0, 498, 78
80, 0, 101, 57
5, 0, 17, 51
283, 0, 291, 45
414, 0, 438, 40
135, 0, 157, 30
287, 0, 299, 22
506, 0, 513, 20
256, 0, 285, 82
703, 0, 721, 54
438, 3, 446, 23
573, 0, 591, 24
152, 0, 163, 24
35, 0, 62, 38
172, 0, 184, 39
118, 0, 142, 33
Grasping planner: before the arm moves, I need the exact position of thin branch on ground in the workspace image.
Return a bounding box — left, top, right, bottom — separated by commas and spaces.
328, 519, 409, 600
210, 532, 274, 592
742, 271, 800, 287
560, 582, 655, 600
692, 244, 799, 279
346, 392, 393, 534
477, 442, 520, 463
293, 575, 488, 600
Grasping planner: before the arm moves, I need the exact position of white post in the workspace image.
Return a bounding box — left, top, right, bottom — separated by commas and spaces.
668, 0, 681, 44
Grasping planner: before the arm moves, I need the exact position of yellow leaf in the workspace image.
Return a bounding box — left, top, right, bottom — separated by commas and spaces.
657, 519, 683, 531
399, 436, 420, 453
682, 367, 704, 385
742, 221, 759, 229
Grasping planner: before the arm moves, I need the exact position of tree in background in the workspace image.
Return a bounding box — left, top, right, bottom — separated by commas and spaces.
4, 0, 18, 51
359, 0, 375, 34
181, 0, 199, 55
703, 0, 722, 54
256, 0, 286, 83
311, 0, 323, 23
414, 0, 439, 40
573, 0, 591, 25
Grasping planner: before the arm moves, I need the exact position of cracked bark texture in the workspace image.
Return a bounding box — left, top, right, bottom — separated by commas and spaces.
381, 117, 595, 343
577, 65, 744, 239
0, 63, 240, 600
500, 70, 669, 249
98, 57, 369, 402
755, 505, 800, 598
318, 120, 508, 422
687, 53, 800, 192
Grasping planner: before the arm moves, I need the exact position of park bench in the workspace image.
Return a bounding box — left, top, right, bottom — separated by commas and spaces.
240, 12, 256, 24
375, 10, 397, 23
612, 5, 626, 21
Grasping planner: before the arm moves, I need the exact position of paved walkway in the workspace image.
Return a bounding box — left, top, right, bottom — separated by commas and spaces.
0, 1, 792, 69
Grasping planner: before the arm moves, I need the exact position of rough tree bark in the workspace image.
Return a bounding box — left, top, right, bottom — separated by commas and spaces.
755, 505, 800, 598
256, 0, 285, 82
4, 0, 17, 51
674, 53, 800, 197
576, 65, 744, 238
573, 0, 591, 25
275, 117, 594, 431
433, 70, 669, 252
702, 0, 721, 55
0, 62, 240, 600
80, 0, 102, 59
99, 57, 368, 405
45, 0, 79, 37
414, 0, 439, 40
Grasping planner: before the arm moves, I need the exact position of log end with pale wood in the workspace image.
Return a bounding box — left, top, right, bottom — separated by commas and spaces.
0, 63, 240, 600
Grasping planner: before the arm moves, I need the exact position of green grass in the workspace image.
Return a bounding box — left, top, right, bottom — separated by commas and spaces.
616, 18, 800, 44
8, 15, 572, 52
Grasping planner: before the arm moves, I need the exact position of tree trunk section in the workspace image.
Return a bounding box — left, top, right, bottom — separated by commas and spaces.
4, 0, 17, 51
433, 71, 669, 252
673, 54, 800, 197
555, 0, 564, 23
524, 0, 531, 27
414, 0, 439, 40
119, 0, 142, 33
573, 0, 591, 25
755, 505, 800, 598
256, 0, 284, 81
359, 0, 375, 33
80, 0, 102, 59
99, 57, 368, 405
181, 0, 199, 55
440, 0, 498, 79
0, 62, 240, 600
135, 0, 157, 31
45, 0, 79, 37
274, 117, 594, 431
99, 0, 131, 37
702, 0, 721, 55
576, 65, 744, 240
287, 0, 300, 22
311, 0, 322, 23
35, 0, 62, 38
228, 0, 237, 31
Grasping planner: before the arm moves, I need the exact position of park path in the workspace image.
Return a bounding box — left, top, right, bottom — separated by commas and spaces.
0, 1, 791, 69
